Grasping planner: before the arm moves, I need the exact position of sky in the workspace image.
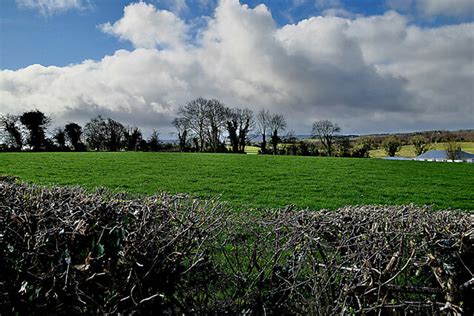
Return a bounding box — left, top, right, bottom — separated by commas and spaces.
0, 0, 473, 136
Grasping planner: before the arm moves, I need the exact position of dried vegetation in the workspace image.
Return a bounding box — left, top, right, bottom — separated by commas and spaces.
1, 178, 472, 314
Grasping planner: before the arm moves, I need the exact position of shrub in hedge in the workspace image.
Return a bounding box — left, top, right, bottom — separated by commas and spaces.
1, 181, 228, 314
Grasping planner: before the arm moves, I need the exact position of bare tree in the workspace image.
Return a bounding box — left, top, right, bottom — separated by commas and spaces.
205, 99, 228, 152
172, 117, 189, 152
226, 108, 254, 153
256, 109, 271, 154
84, 115, 107, 151
179, 98, 209, 152
311, 120, 341, 157
269, 113, 287, 154
177, 98, 229, 152
0, 114, 23, 150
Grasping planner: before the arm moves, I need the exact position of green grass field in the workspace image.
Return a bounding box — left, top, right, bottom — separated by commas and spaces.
369, 142, 474, 158
1, 152, 473, 210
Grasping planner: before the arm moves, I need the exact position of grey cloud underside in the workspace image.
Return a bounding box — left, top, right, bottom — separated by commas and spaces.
1, 0, 473, 135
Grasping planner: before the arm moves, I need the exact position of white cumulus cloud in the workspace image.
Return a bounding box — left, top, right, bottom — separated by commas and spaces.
99, 2, 188, 49
1, 0, 473, 135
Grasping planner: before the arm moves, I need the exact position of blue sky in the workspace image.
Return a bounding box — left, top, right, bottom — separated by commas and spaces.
1, 1, 133, 70
1, 0, 470, 70
0, 0, 473, 134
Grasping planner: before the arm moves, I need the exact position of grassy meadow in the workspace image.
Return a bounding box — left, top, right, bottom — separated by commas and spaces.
1, 152, 473, 210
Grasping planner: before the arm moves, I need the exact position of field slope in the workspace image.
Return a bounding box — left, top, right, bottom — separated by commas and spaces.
0, 152, 473, 210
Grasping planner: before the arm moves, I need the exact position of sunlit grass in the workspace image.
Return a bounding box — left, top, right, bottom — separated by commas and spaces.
1, 152, 472, 210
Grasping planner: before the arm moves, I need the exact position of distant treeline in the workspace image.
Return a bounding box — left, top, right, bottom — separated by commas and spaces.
0, 110, 166, 153
362, 130, 474, 146
1, 98, 472, 157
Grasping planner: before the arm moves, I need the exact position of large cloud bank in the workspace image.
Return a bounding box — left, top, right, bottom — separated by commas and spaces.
1, 0, 473, 134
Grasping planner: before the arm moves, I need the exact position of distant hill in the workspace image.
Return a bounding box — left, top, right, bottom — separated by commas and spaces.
356, 129, 474, 145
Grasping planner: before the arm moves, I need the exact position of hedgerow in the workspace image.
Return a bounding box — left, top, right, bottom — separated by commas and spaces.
1, 179, 472, 314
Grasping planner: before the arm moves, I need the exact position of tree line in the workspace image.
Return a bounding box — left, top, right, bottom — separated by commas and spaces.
0, 98, 456, 157
172, 97, 290, 154
0, 110, 164, 152
0, 98, 292, 154
172, 98, 370, 157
